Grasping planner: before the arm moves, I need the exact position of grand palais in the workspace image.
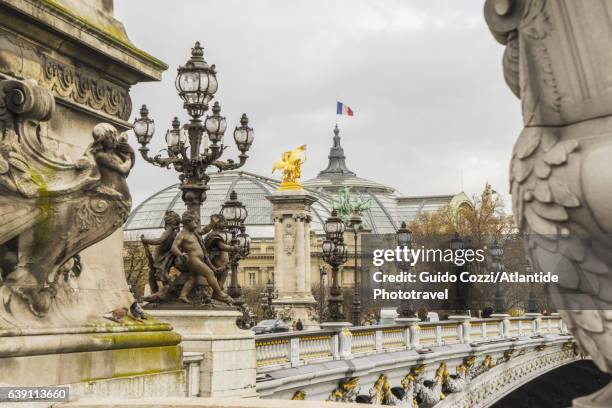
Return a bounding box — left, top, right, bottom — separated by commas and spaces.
124, 125, 470, 288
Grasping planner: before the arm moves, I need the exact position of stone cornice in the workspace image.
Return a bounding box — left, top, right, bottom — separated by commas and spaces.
0, 0, 167, 82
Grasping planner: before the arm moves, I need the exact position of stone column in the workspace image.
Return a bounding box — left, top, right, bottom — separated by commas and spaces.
267, 190, 319, 329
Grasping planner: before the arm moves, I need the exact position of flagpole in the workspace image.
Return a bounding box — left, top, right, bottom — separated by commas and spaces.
335, 97, 338, 126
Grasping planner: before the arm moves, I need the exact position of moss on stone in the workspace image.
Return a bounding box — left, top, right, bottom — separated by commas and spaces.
40, 0, 168, 70
92, 330, 182, 348
80, 345, 182, 382
84, 314, 173, 330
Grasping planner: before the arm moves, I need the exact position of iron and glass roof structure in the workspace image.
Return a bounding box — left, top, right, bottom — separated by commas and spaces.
124, 126, 470, 240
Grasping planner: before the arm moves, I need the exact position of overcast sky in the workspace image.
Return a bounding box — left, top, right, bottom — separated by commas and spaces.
114, 0, 522, 210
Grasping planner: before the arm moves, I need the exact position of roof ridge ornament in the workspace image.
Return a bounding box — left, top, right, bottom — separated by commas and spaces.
318, 124, 356, 177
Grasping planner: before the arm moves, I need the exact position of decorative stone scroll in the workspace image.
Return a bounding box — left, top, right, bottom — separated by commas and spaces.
43, 57, 132, 120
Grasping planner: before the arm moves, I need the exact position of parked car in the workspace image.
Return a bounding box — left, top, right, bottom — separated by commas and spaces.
252, 319, 290, 335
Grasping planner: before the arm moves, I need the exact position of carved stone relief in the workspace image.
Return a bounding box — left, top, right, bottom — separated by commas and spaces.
0, 78, 133, 318
484, 1, 612, 404
282, 218, 295, 255
43, 57, 132, 120
0, 27, 132, 121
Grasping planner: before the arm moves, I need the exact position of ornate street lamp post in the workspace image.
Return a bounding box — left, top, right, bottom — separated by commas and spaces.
318, 266, 327, 322
218, 190, 251, 327
396, 221, 416, 318
450, 233, 469, 315
525, 261, 539, 313
133, 42, 254, 226
349, 209, 362, 326
321, 210, 348, 322
221, 191, 250, 302
490, 240, 506, 314
260, 279, 278, 320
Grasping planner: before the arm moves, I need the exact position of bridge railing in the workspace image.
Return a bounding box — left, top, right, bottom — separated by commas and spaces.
255, 314, 567, 372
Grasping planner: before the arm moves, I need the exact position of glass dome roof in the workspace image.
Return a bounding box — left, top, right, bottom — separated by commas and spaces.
124, 126, 468, 241
124, 171, 337, 240
302, 124, 402, 234
124, 172, 404, 240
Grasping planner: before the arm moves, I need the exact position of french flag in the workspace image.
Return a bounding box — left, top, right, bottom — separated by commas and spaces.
336, 101, 354, 116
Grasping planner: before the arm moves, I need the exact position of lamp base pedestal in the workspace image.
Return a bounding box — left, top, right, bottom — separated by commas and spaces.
273, 298, 319, 330
148, 309, 256, 398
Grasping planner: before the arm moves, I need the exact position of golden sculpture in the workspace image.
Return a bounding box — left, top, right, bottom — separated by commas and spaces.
272, 145, 306, 191
291, 390, 306, 400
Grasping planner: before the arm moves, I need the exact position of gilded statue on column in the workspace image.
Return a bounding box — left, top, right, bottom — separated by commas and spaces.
272, 144, 306, 190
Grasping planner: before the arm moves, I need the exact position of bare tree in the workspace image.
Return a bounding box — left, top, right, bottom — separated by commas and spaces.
407, 184, 553, 315
123, 242, 149, 300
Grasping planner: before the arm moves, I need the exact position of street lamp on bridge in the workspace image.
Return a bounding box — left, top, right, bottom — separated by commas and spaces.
133, 41, 254, 226
348, 209, 362, 326
450, 233, 470, 315
490, 240, 506, 314
221, 191, 250, 301
220, 191, 251, 327
525, 261, 539, 314
318, 266, 327, 322
396, 221, 416, 318
321, 210, 348, 322
261, 279, 278, 320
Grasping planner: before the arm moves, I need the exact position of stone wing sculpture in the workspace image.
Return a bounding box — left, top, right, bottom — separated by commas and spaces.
0, 79, 133, 317
484, 0, 612, 405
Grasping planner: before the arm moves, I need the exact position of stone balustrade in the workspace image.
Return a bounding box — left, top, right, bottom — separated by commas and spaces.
254, 314, 567, 373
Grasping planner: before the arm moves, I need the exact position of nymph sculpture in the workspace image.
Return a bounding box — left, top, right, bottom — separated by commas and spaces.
143, 212, 239, 306
141, 211, 181, 295
171, 211, 233, 305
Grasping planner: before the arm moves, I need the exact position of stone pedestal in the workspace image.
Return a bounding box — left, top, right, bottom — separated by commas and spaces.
267, 190, 319, 329
0, 319, 185, 398
148, 309, 256, 398
0, 0, 184, 401
380, 308, 399, 325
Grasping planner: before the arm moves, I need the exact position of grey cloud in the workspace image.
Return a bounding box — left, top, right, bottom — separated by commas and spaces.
115, 0, 520, 209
